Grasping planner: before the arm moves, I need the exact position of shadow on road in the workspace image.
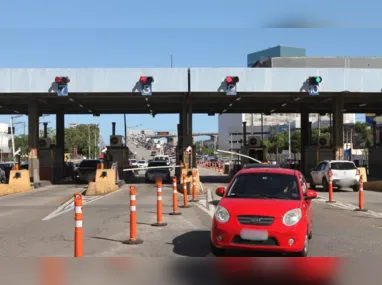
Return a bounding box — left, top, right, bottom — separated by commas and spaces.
199, 175, 231, 184
171, 230, 211, 257
209, 200, 219, 206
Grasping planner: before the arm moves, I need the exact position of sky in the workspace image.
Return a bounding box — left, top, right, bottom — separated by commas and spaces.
0, 0, 381, 142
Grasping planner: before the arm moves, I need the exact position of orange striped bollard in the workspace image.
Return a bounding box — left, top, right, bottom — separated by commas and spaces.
355, 175, 368, 212
169, 176, 182, 215
74, 193, 83, 257
179, 174, 191, 208
123, 186, 143, 244
326, 171, 336, 203
190, 172, 199, 202
152, 179, 168, 226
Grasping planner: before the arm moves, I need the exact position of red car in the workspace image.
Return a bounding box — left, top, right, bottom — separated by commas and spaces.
211, 167, 317, 256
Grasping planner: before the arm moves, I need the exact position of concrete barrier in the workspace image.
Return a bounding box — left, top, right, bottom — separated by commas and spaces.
364, 181, 382, 192
85, 169, 120, 196
0, 170, 33, 197
180, 168, 202, 194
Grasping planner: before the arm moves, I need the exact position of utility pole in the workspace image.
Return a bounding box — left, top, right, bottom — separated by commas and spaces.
88, 125, 91, 159
94, 124, 97, 159
10, 118, 15, 159
124, 114, 127, 146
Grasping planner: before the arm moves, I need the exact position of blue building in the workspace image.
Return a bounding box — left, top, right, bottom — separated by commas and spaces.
247, 45, 306, 67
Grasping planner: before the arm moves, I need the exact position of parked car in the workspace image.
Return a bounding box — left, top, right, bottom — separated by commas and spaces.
137, 160, 148, 169
211, 167, 317, 257
310, 160, 360, 191
145, 161, 171, 183
75, 159, 100, 184
129, 159, 138, 167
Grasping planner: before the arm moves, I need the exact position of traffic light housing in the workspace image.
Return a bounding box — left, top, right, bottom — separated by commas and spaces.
225, 76, 239, 95
308, 76, 322, 96
139, 76, 154, 96
7, 127, 15, 134
308, 76, 322, 86
55, 76, 70, 96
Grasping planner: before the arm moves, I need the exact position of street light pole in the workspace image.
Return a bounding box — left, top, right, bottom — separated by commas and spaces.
230, 133, 233, 160
288, 120, 291, 160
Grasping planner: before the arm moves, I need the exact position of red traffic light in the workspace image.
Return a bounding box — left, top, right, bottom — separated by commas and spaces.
140, 76, 154, 84
225, 76, 239, 83
55, 77, 62, 83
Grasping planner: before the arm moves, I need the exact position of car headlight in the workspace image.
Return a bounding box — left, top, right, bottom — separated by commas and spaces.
214, 205, 230, 223
282, 208, 302, 226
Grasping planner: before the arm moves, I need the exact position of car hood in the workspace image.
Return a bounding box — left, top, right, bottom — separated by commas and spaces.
218, 198, 302, 218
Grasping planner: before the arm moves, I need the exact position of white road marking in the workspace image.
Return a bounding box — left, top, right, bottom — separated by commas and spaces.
315, 195, 382, 218
42, 189, 122, 221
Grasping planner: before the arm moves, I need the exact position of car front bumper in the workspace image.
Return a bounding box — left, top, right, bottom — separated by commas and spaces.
211, 218, 307, 253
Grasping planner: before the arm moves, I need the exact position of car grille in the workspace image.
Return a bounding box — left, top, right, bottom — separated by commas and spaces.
232, 236, 279, 246
237, 215, 275, 226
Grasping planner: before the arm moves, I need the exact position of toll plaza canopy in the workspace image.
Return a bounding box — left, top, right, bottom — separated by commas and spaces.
0, 68, 382, 115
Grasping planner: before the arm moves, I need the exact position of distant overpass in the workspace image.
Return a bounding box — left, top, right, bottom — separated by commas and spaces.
148, 132, 218, 139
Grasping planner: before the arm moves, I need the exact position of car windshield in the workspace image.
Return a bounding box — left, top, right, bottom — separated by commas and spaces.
130, 159, 137, 163
138, 160, 146, 164
79, 160, 99, 168
330, 162, 356, 170
226, 173, 300, 200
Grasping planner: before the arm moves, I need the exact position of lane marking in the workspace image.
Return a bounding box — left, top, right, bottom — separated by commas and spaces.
315, 195, 382, 218
42, 188, 123, 221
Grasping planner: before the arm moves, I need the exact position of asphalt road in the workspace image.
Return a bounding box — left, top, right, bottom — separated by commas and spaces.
198, 166, 382, 257
1, 141, 382, 257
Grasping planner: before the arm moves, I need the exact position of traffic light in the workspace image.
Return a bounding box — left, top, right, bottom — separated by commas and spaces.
139, 76, 154, 96
225, 76, 239, 96
308, 76, 322, 96
7, 127, 15, 134
55, 76, 70, 96
308, 76, 322, 86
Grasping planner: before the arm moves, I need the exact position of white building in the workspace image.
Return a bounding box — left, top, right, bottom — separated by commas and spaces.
0, 123, 10, 154
218, 113, 356, 151
127, 129, 155, 136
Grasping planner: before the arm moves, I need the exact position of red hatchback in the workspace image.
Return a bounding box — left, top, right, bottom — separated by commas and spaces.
211, 167, 317, 256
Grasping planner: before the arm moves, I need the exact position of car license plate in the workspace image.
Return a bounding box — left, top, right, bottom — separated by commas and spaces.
240, 229, 268, 241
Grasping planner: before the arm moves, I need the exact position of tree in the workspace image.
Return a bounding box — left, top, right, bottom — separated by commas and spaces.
8, 124, 100, 158
8, 134, 28, 155
354, 122, 371, 146
65, 124, 100, 156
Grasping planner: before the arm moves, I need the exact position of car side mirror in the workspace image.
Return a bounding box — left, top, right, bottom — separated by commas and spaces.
305, 189, 317, 200
215, 187, 225, 197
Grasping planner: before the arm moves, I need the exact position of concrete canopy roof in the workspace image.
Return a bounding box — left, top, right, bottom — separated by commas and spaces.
0, 68, 381, 115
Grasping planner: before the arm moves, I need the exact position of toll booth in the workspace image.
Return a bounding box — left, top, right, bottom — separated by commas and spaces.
106, 122, 130, 181
240, 146, 267, 165
303, 146, 335, 176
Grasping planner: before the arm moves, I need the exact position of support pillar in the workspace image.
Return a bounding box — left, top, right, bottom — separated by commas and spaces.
55, 112, 65, 182
332, 96, 344, 160
300, 110, 310, 177
28, 99, 40, 184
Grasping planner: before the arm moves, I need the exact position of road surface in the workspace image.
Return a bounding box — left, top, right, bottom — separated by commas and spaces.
0, 142, 382, 256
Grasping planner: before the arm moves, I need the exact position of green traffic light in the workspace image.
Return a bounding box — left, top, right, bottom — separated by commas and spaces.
316, 77, 322, 83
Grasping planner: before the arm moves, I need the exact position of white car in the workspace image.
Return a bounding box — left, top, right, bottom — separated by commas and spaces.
310, 160, 360, 192
137, 160, 148, 168
129, 159, 138, 167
